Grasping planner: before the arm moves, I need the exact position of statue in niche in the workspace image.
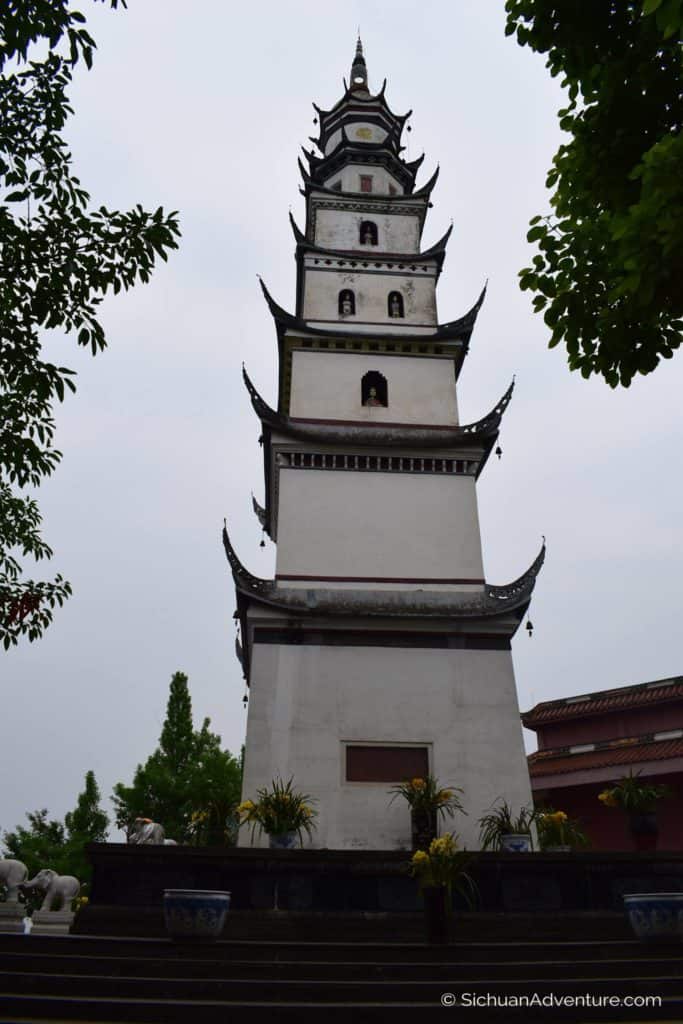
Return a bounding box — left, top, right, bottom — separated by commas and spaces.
363, 386, 382, 407
389, 294, 403, 318
341, 295, 353, 315
362, 226, 374, 244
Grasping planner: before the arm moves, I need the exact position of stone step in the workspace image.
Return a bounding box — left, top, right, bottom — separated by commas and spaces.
2, 932, 671, 964
2, 951, 682, 981
2, 969, 682, 1002
73, 906, 636, 942
1, 993, 682, 1023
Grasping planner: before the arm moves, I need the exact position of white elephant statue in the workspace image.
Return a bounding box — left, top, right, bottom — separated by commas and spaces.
0, 858, 28, 902
128, 818, 165, 844
23, 868, 80, 911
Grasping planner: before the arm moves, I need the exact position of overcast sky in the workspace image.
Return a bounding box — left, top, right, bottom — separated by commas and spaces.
2, 0, 681, 841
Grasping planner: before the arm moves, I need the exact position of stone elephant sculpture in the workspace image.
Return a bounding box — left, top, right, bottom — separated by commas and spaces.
23, 869, 80, 911
128, 818, 165, 844
0, 858, 28, 902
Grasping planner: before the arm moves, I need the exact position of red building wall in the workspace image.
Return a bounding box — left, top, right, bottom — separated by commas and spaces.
536, 705, 681, 749
535, 771, 683, 851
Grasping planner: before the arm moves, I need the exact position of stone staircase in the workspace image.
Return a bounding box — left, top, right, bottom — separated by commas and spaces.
0, 920, 682, 1022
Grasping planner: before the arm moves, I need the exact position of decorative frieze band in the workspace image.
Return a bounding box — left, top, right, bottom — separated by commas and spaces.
276, 450, 479, 475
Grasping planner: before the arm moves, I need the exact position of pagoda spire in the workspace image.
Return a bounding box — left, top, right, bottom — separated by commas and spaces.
350, 35, 369, 93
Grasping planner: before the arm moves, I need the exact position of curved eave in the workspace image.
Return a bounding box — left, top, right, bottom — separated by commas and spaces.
299, 146, 416, 192
223, 524, 545, 627
259, 276, 483, 347
312, 89, 411, 148
251, 493, 267, 530
243, 363, 513, 450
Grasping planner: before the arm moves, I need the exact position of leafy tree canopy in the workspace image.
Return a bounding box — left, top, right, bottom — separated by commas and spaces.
2, 769, 109, 894
505, 0, 682, 387
1, 0, 180, 648
112, 672, 242, 845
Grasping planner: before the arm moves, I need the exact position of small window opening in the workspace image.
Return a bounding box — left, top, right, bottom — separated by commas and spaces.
339, 290, 355, 316
360, 175, 373, 193
361, 370, 388, 408
388, 292, 405, 318
359, 220, 378, 246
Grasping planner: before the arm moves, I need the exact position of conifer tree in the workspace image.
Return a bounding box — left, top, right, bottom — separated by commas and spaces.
112, 672, 242, 844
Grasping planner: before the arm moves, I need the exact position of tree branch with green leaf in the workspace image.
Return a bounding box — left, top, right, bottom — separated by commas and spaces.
505, 0, 682, 387
1, 0, 180, 648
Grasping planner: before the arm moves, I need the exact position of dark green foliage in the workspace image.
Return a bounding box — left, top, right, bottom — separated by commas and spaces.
63, 769, 109, 880
505, 0, 683, 386
0, 1, 180, 647
112, 672, 243, 845
2, 769, 109, 900
3, 809, 67, 881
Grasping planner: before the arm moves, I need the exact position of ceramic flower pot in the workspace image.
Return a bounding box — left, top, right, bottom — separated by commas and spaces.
628, 812, 658, 851
500, 833, 532, 853
268, 831, 298, 849
163, 889, 230, 942
623, 893, 683, 943
422, 885, 452, 944
411, 809, 437, 850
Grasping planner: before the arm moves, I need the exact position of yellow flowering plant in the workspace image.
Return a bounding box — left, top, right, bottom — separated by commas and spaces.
389, 775, 466, 821
536, 808, 588, 850
410, 833, 477, 905
598, 771, 671, 813
236, 777, 317, 844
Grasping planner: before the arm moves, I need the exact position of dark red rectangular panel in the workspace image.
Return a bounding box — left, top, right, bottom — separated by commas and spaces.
346, 745, 429, 782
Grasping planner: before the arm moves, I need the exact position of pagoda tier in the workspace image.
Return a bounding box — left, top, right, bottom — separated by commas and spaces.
289, 213, 452, 267
243, 366, 512, 539
258, 279, 487, 416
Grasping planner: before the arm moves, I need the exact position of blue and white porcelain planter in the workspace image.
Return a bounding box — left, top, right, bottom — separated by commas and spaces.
500, 833, 532, 853
269, 831, 298, 849
163, 889, 230, 942
623, 893, 683, 943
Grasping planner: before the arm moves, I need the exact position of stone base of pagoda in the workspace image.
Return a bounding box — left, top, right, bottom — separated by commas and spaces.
74, 843, 683, 938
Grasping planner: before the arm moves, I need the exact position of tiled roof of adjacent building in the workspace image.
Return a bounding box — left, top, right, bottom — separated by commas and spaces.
521, 676, 683, 729
528, 734, 683, 778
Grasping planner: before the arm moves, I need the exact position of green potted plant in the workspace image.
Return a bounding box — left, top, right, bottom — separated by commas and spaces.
536, 809, 588, 852
598, 771, 671, 851
478, 799, 537, 852
236, 777, 317, 848
410, 833, 477, 944
389, 775, 466, 849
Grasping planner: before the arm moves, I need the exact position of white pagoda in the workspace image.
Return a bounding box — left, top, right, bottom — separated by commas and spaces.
225, 40, 544, 850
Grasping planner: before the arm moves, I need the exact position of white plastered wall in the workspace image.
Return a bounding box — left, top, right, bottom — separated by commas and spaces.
302, 269, 436, 326
239, 643, 533, 850
314, 209, 420, 253
275, 470, 484, 581
289, 350, 458, 424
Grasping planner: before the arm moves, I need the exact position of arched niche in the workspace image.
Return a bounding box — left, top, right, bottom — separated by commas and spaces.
359, 220, 378, 246
388, 291, 405, 318
339, 289, 356, 316
361, 370, 388, 407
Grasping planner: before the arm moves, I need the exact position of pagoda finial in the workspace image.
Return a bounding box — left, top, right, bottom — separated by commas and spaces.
350, 34, 368, 93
